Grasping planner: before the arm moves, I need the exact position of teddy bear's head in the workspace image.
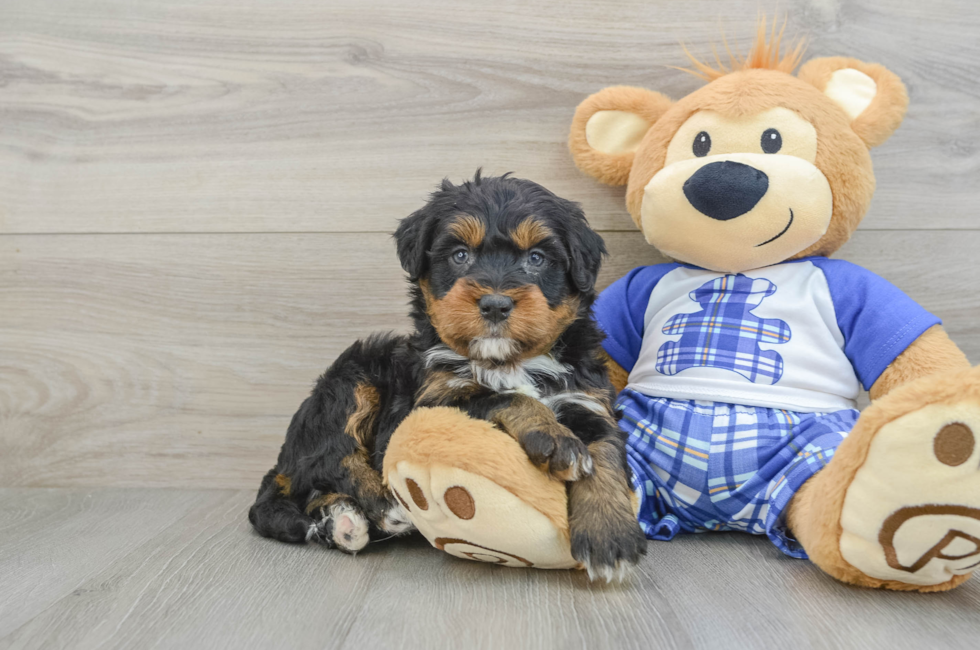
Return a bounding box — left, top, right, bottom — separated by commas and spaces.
569, 24, 909, 273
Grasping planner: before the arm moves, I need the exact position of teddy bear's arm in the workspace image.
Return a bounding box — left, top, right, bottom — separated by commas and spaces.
600, 351, 630, 394
869, 325, 971, 400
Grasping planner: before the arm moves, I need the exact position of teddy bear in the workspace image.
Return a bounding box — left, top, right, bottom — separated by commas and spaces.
383, 24, 980, 591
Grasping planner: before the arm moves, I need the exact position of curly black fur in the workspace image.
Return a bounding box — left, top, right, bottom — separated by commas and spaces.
249, 173, 645, 572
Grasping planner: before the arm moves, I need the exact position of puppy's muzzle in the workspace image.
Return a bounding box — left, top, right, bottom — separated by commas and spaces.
479, 294, 514, 324
683, 160, 769, 221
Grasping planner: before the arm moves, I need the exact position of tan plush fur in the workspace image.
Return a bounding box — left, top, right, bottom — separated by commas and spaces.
797, 57, 909, 149
601, 351, 630, 394
569, 23, 977, 592
678, 16, 806, 81
570, 27, 904, 260
569, 86, 674, 186
869, 326, 972, 400
787, 366, 980, 591
619, 69, 877, 257
383, 407, 570, 536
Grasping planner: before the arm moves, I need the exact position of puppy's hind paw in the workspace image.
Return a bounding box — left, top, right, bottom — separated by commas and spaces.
308, 497, 370, 553
380, 501, 415, 536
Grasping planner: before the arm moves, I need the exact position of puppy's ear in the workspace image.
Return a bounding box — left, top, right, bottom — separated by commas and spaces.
797, 57, 908, 148
394, 205, 440, 282
562, 203, 607, 293
569, 86, 674, 186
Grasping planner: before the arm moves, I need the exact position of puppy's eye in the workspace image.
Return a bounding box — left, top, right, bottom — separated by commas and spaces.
452, 249, 469, 264
528, 251, 545, 267
692, 131, 711, 157
761, 128, 782, 154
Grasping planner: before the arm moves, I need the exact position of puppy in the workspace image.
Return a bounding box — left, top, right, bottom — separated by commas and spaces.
249, 172, 646, 579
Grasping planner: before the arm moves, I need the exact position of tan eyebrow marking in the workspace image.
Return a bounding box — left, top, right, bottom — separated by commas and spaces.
510, 218, 553, 250
448, 215, 486, 248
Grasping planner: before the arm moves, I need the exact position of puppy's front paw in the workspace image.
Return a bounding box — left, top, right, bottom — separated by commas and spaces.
570, 512, 647, 583
307, 496, 370, 554
521, 425, 594, 481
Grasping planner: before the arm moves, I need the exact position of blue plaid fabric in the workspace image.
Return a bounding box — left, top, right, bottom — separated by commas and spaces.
656, 274, 792, 385
619, 388, 858, 558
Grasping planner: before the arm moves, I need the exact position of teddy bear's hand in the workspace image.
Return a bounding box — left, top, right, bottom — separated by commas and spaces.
388, 461, 580, 570
383, 406, 583, 571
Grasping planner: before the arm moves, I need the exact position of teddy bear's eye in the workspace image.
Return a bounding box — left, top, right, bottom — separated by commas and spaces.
692, 131, 711, 157
761, 128, 782, 154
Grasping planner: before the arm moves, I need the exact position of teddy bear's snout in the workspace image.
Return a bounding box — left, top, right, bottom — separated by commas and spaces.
683, 160, 770, 221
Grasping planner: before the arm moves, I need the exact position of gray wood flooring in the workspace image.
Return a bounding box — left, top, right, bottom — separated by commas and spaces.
2, 0, 980, 647
1, 489, 978, 650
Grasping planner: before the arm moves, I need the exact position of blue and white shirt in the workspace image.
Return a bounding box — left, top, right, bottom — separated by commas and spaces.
594, 258, 940, 413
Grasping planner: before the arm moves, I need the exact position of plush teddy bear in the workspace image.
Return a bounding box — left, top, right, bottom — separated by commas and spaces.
384, 25, 980, 591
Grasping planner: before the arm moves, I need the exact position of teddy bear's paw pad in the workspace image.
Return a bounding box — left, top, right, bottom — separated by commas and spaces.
388, 461, 578, 569
307, 498, 370, 553
433, 538, 535, 568
840, 402, 980, 586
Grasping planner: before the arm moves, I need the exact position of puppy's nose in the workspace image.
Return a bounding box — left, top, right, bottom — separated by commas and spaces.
479, 294, 514, 324
683, 161, 769, 221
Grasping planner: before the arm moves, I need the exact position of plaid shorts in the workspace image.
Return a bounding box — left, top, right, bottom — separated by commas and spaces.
619, 388, 859, 558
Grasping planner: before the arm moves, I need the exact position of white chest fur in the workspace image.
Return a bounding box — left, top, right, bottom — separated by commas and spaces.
424, 345, 607, 415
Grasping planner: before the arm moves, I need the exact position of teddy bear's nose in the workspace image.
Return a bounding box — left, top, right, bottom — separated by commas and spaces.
683, 161, 769, 221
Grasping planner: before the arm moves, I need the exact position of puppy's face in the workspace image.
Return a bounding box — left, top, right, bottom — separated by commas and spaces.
396, 175, 605, 363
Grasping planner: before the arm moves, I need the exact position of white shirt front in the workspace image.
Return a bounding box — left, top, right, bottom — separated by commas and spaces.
626, 262, 859, 412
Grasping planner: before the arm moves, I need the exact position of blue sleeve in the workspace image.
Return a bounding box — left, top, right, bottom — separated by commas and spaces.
811, 258, 941, 391
592, 264, 678, 372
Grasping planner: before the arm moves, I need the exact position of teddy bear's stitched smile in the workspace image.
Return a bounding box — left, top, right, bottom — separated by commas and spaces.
756, 208, 795, 247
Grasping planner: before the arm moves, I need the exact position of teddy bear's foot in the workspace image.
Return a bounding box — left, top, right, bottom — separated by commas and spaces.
383, 407, 580, 570
794, 367, 980, 591
839, 404, 980, 587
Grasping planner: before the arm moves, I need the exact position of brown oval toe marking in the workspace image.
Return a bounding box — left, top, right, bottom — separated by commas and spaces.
405, 478, 428, 510
392, 488, 410, 511
444, 486, 475, 520
934, 423, 975, 467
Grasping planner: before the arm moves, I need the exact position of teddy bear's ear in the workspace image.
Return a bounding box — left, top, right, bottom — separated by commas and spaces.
797, 57, 909, 149
569, 86, 674, 186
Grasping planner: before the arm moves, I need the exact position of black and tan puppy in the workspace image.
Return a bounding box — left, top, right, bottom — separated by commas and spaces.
249, 173, 646, 578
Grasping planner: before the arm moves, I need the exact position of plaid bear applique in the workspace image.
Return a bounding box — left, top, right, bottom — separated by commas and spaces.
655, 274, 792, 385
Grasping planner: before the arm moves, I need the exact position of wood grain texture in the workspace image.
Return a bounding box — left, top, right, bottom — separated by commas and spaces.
0, 488, 978, 650
0, 0, 978, 234
0, 488, 235, 638
3, 1, 980, 646
2, 230, 978, 488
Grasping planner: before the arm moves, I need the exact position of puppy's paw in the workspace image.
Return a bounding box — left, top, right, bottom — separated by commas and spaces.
380, 500, 415, 536
570, 513, 647, 583
308, 498, 370, 554
521, 426, 594, 481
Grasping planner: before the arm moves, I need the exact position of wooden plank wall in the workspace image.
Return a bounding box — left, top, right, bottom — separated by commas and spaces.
2, 0, 978, 488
